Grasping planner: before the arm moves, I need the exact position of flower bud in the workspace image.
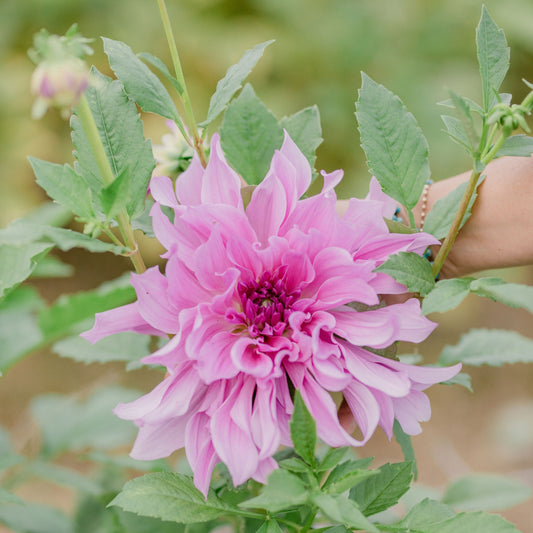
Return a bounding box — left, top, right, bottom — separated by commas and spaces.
30, 58, 89, 119
153, 120, 196, 176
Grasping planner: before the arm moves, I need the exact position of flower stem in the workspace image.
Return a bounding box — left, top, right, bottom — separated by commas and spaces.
75, 94, 146, 274
157, 0, 207, 167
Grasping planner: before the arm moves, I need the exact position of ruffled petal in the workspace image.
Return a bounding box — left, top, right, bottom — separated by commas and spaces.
175, 154, 204, 206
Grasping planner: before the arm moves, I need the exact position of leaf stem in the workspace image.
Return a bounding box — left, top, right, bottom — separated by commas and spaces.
157, 0, 207, 167
75, 95, 146, 273
300, 508, 318, 533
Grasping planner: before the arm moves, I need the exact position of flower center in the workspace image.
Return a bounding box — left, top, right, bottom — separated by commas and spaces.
232, 270, 300, 338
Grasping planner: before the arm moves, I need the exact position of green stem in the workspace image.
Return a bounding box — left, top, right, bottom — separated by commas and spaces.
300, 509, 318, 533
157, 0, 207, 167
75, 95, 146, 274
408, 209, 416, 229
480, 131, 508, 165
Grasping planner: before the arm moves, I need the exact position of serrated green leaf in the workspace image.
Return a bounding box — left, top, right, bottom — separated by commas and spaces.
426, 511, 520, 533
0, 500, 73, 533
290, 391, 317, 467
423, 178, 481, 240
356, 73, 430, 210
477, 6, 510, 111
202, 40, 274, 127
312, 493, 378, 532
31, 386, 140, 457
279, 457, 312, 473
72, 67, 155, 219
53, 332, 150, 369
256, 519, 284, 533
30, 255, 74, 279
375, 252, 435, 296
448, 91, 480, 148
102, 38, 181, 123
396, 498, 456, 529
137, 52, 184, 95
29, 158, 94, 219
110, 472, 236, 523
99, 167, 132, 219
439, 329, 533, 367
393, 421, 417, 479
495, 134, 533, 158
442, 474, 531, 512
470, 277, 533, 313
322, 460, 378, 494
385, 218, 418, 235
0, 242, 53, 299
349, 461, 413, 516
220, 84, 284, 185
441, 372, 473, 392
280, 106, 323, 174
438, 97, 484, 116
422, 278, 474, 315
317, 447, 352, 472
39, 274, 136, 340
240, 469, 308, 513
115, 506, 188, 533
441, 115, 472, 153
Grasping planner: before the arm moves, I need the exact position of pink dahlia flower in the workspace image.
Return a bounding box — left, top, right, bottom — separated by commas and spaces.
82, 131, 460, 495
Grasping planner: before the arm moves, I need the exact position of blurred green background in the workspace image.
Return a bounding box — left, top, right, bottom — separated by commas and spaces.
1, 0, 533, 529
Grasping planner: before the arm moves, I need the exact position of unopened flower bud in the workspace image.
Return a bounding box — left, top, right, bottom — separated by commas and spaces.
153, 120, 197, 176
30, 58, 89, 119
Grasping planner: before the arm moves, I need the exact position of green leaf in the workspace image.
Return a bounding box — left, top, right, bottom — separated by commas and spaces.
30, 255, 74, 279
317, 447, 352, 472
52, 332, 150, 370
477, 6, 510, 111
425, 511, 520, 533
202, 40, 274, 127
31, 386, 140, 457
470, 277, 533, 313
423, 179, 481, 240
39, 274, 135, 340
441, 115, 472, 152
220, 84, 284, 185
0, 427, 24, 471
375, 252, 435, 296
349, 461, 413, 516
115, 506, 188, 533
137, 52, 184, 96
448, 91, 480, 148
495, 134, 533, 157
322, 460, 378, 494
280, 105, 323, 173
393, 421, 417, 479
312, 493, 378, 532
99, 167, 132, 219
29, 158, 94, 220
442, 474, 531, 512
356, 73, 430, 210
102, 38, 181, 123
240, 469, 308, 513
110, 472, 236, 523
278, 457, 312, 473
0, 242, 53, 299
290, 391, 317, 467
385, 218, 418, 235
439, 329, 533, 367
87, 452, 171, 473
438, 96, 484, 116
0, 500, 73, 533
72, 67, 155, 219
18, 202, 73, 227
441, 372, 473, 392
256, 519, 284, 533
395, 498, 456, 529
23, 461, 102, 495
422, 278, 474, 315
0, 488, 24, 505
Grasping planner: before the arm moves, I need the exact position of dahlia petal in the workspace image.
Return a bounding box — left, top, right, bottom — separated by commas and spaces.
354, 232, 438, 262
341, 344, 411, 397
130, 416, 189, 460
281, 250, 315, 292
252, 457, 278, 484
166, 255, 212, 309
365, 176, 397, 218
175, 154, 204, 206
81, 302, 165, 344
196, 331, 240, 383
342, 381, 380, 444
393, 390, 431, 435
130, 267, 181, 333
320, 169, 343, 194
299, 372, 361, 448
247, 174, 287, 245
226, 235, 262, 281
230, 338, 274, 379
211, 383, 259, 486
149, 175, 179, 208
150, 202, 182, 252
269, 147, 299, 214
311, 355, 352, 391
201, 133, 243, 208
251, 381, 281, 459
278, 130, 312, 199
369, 388, 395, 439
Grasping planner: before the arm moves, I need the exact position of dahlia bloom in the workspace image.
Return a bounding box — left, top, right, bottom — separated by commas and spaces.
83, 131, 460, 495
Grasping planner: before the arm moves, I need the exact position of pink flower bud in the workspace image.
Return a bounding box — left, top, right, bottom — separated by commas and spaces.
30, 58, 89, 119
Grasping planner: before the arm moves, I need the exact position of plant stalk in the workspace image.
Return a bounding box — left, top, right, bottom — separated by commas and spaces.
157, 0, 207, 167
76, 95, 146, 274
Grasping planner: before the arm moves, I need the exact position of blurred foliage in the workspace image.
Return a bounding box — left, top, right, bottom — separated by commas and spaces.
2, 0, 533, 225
